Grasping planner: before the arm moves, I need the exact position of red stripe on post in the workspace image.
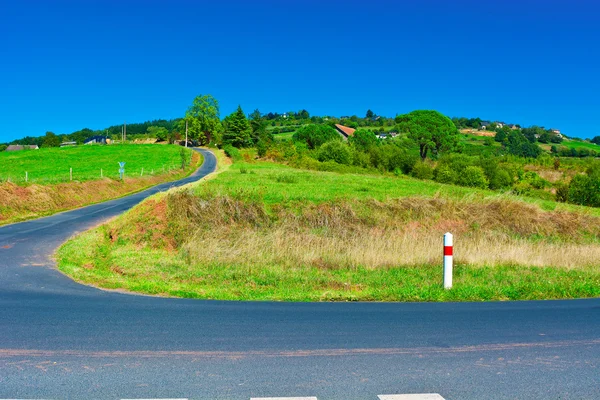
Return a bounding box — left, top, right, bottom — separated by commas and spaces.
444, 246, 453, 256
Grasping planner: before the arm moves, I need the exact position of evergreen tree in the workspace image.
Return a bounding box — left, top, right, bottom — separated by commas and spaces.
223, 106, 252, 148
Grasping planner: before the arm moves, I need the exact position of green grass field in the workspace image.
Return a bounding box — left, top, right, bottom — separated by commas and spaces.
57, 154, 600, 302
542, 139, 599, 152
0, 144, 189, 184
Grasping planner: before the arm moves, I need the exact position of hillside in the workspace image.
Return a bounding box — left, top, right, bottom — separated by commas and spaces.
57, 152, 600, 302
0, 144, 199, 225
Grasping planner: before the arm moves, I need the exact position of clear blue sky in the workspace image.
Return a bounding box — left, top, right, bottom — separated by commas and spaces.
1, 0, 599, 142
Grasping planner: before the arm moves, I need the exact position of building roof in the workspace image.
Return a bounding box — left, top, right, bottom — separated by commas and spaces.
334, 124, 356, 138
6, 145, 38, 151
84, 135, 108, 143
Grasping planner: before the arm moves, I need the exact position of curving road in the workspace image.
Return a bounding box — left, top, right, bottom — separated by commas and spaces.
0, 148, 599, 400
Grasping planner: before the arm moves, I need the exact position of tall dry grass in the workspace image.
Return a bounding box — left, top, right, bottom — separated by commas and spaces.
137, 190, 600, 271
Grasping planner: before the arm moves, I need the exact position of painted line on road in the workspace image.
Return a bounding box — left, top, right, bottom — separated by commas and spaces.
379, 395, 445, 400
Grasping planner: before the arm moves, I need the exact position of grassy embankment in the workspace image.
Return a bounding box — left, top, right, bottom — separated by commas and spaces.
0, 144, 200, 225
57, 153, 600, 302
58, 152, 600, 301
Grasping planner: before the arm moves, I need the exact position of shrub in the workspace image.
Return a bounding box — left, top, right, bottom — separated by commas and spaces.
318, 141, 353, 165
223, 144, 242, 162
410, 161, 434, 180
434, 165, 458, 184
523, 171, 548, 189
458, 166, 489, 189
568, 174, 600, 207
555, 182, 569, 203
489, 169, 513, 190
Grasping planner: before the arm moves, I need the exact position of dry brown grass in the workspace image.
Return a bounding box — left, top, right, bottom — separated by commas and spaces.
114, 189, 600, 270
0, 151, 200, 225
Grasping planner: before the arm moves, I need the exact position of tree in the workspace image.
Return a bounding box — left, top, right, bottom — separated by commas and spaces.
223, 105, 252, 148
298, 109, 310, 120
366, 109, 375, 119
146, 126, 169, 141
292, 124, 340, 149
41, 131, 60, 148
249, 108, 270, 145
349, 129, 378, 150
185, 94, 222, 145
395, 110, 459, 160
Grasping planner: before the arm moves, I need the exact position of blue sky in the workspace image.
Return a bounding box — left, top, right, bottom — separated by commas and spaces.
1, 0, 599, 142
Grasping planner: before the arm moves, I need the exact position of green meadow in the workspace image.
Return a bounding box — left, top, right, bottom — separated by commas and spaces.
0, 144, 189, 184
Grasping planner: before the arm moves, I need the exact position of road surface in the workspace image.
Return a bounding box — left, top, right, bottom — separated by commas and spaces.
0, 149, 598, 399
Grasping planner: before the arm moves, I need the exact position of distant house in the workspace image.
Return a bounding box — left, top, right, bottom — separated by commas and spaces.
6, 145, 39, 151
480, 121, 491, 130
84, 135, 109, 145
495, 122, 506, 129
60, 141, 77, 147
334, 124, 356, 140
509, 124, 519, 130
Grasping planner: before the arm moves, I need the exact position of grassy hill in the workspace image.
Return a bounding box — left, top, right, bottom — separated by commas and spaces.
0, 144, 189, 184
0, 144, 199, 225
57, 152, 600, 302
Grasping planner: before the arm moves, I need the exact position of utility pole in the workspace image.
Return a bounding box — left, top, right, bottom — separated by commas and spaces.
124, 121, 127, 142
121, 126, 124, 142
185, 120, 188, 148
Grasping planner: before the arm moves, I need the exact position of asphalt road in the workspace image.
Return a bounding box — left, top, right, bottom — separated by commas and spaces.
0, 148, 599, 400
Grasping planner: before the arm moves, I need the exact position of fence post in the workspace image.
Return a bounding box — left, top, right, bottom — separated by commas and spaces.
443, 232, 453, 289
25, 171, 28, 183
141, 167, 144, 176
70, 168, 73, 181
101, 168, 103, 178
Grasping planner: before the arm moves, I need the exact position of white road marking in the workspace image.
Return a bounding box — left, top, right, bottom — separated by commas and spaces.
379, 394, 446, 400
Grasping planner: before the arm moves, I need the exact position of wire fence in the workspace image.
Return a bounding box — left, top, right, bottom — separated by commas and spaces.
0, 164, 184, 185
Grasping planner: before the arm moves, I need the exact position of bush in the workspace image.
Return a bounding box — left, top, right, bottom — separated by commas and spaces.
434, 165, 458, 184
223, 144, 242, 162
489, 169, 513, 190
555, 182, 569, 203
458, 166, 489, 189
523, 171, 548, 189
568, 174, 600, 207
317, 141, 352, 165
410, 161, 434, 180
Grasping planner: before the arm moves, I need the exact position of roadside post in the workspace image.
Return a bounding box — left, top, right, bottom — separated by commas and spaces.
118, 162, 126, 180
443, 232, 453, 289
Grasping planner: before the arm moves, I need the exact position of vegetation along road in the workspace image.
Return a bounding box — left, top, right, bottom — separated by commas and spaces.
0, 149, 599, 399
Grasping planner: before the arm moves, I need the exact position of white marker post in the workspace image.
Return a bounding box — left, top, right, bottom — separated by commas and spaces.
25, 171, 28, 183
443, 232, 453, 289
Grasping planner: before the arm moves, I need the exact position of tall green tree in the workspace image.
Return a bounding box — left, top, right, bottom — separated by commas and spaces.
223, 105, 252, 148
185, 94, 222, 145
41, 131, 60, 148
395, 110, 459, 160
249, 108, 270, 144
292, 124, 340, 149
349, 129, 378, 150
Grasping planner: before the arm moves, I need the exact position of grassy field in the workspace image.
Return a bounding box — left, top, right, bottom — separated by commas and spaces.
57, 155, 600, 302
0, 144, 189, 184
0, 145, 199, 225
